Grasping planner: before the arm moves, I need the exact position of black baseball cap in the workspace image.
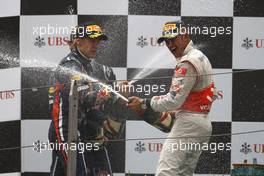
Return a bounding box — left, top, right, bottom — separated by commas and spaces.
157, 20, 188, 44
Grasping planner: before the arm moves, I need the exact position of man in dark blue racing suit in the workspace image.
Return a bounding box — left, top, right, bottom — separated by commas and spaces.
48, 22, 126, 176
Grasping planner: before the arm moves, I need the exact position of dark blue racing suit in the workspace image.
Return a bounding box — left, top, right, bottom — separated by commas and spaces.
48, 49, 125, 176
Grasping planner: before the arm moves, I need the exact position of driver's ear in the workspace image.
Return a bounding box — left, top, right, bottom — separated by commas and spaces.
75, 38, 81, 45
182, 33, 190, 42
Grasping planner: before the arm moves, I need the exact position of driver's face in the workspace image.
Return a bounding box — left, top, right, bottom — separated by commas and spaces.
76, 38, 101, 59
165, 35, 188, 58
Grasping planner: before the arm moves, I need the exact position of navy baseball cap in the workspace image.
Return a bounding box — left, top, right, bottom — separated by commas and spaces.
71, 21, 108, 40
157, 21, 188, 44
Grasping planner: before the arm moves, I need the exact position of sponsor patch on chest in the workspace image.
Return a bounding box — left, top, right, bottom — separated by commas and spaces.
175, 67, 187, 76
77, 85, 89, 92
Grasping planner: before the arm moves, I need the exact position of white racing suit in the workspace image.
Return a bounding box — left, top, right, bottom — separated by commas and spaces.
150, 41, 215, 176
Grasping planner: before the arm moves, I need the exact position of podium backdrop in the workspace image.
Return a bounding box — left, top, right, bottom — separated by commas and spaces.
0, 0, 264, 175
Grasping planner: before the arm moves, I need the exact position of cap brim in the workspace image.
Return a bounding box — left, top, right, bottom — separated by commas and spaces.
88, 34, 108, 40
157, 34, 179, 44
97, 34, 108, 40
157, 37, 166, 44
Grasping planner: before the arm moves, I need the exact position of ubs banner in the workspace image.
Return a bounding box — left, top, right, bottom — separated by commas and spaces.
231, 123, 264, 175
125, 121, 167, 174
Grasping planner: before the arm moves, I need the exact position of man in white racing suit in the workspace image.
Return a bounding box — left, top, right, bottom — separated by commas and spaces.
127, 21, 217, 176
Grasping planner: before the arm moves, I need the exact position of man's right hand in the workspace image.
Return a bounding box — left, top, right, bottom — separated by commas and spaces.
127, 96, 145, 115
